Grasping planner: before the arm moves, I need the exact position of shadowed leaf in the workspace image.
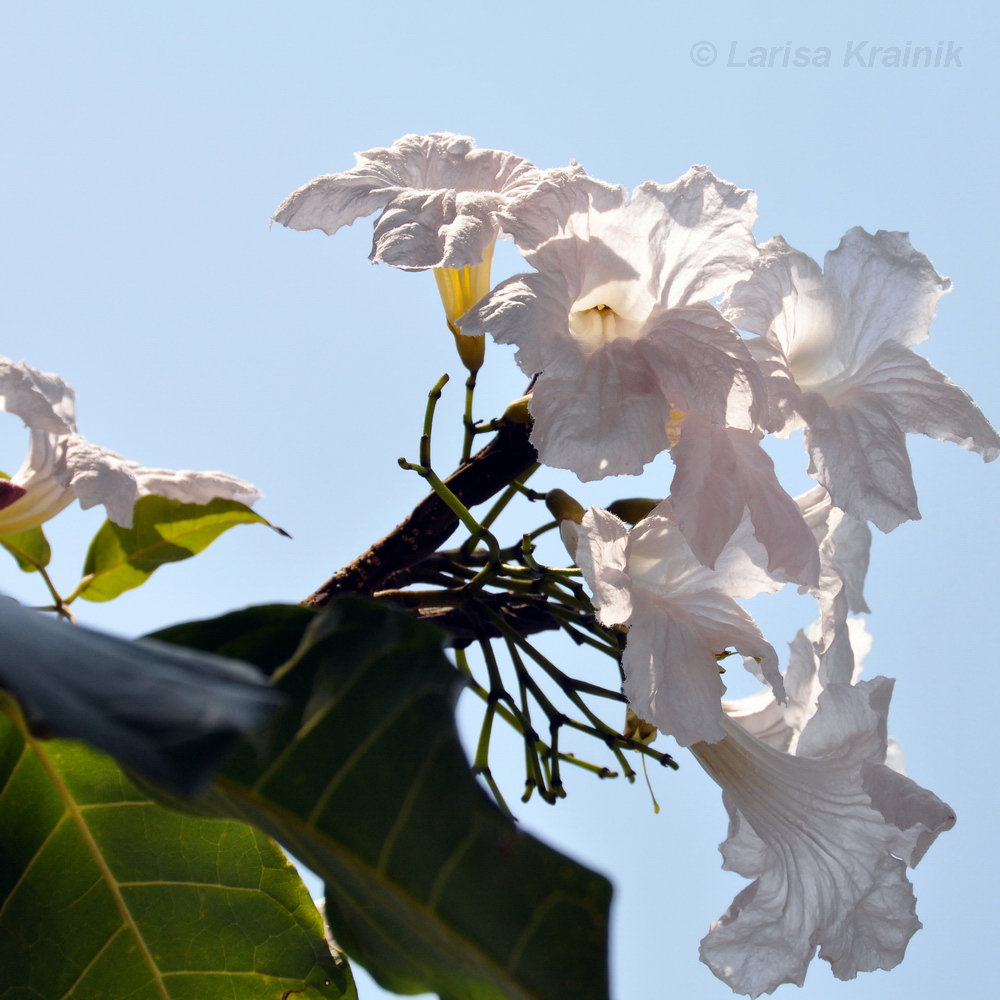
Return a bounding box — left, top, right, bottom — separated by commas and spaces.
153, 599, 612, 1000
0, 598, 281, 795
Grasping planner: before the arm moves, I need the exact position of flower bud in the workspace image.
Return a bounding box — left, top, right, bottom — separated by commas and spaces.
545, 489, 585, 525
606, 497, 661, 525
502, 394, 533, 425
433, 242, 496, 374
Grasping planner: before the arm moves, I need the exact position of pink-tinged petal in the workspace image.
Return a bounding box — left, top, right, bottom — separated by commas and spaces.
699, 622, 953, 996
496, 165, 626, 254
624, 592, 727, 747
746, 334, 809, 435
626, 507, 781, 602
638, 303, 765, 428
527, 343, 672, 481
459, 271, 580, 374
669, 415, 820, 587
861, 761, 957, 866
673, 590, 782, 699
723, 236, 845, 387
695, 710, 940, 996
271, 169, 396, 237
802, 391, 919, 532
573, 507, 632, 625
848, 340, 1000, 460
273, 133, 540, 270
823, 227, 951, 354
0, 357, 77, 435
636, 167, 758, 307
62, 436, 261, 529
798, 486, 872, 615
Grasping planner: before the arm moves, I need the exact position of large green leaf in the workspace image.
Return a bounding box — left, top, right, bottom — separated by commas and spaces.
154, 600, 612, 1000
0, 695, 356, 1000
80, 495, 276, 603
0, 525, 51, 572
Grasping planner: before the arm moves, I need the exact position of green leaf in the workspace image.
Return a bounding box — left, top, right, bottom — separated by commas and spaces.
0, 696, 357, 1000
153, 600, 613, 1000
79, 495, 275, 603
0, 525, 51, 572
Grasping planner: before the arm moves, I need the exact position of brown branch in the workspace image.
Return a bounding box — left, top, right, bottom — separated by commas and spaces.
303, 419, 537, 607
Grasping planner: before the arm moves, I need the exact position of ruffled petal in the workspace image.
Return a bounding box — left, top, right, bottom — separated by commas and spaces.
699, 619, 953, 996
848, 340, 1000, 460
722, 236, 844, 387
495, 165, 626, 254
669, 415, 820, 587
625, 507, 782, 602
573, 507, 633, 625
802, 391, 919, 532
526, 342, 672, 480
638, 303, 765, 428
0, 357, 76, 434
635, 168, 758, 307
274, 133, 540, 270
623, 591, 727, 746
62, 435, 261, 528
696, 704, 951, 996
823, 227, 952, 355
460, 270, 585, 374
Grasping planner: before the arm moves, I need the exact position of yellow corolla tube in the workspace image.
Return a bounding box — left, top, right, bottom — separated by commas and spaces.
433, 241, 495, 373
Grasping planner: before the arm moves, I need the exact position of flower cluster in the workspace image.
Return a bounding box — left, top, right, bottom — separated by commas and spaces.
276, 133, 996, 995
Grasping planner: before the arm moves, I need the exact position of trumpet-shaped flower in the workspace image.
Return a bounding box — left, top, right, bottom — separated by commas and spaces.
570, 504, 783, 747
272, 132, 540, 271
0, 357, 260, 534
694, 619, 955, 996
462, 165, 763, 474
273, 132, 543, 370
723, 229, 1000, 531
460, 166, 818, 584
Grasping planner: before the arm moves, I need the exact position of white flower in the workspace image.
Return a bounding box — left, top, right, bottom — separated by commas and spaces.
570, 505, 783, 747
723, 229, 1000, 531
273, 132, 544, 371
460, 166, 819, 584
272, 132, 541, 272
462, 165, 763, 476
0, 357, 260, 534
693, 619, 955, 997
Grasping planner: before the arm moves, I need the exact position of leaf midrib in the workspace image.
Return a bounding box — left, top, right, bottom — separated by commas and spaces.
92, 513, 258, 578
214, 775, 537, 1000
19, 718, 172, 1000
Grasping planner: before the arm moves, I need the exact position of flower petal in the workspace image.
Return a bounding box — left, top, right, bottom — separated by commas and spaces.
624, 591, 727, 746
850, 340, 1000, 460
823, 227, 952, 354
635, 168, 758, 308
61, 435, 261, 528
526, 342, 672, 480
696, 703, 950, 996
274, 133, 540, 270
802, 391, 919, 532
573, 507, 633, 625
0, 357, 76, 435
669, 415, 820, 587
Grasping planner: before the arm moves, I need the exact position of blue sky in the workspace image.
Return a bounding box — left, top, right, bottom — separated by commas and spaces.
1, 2, 998, 997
